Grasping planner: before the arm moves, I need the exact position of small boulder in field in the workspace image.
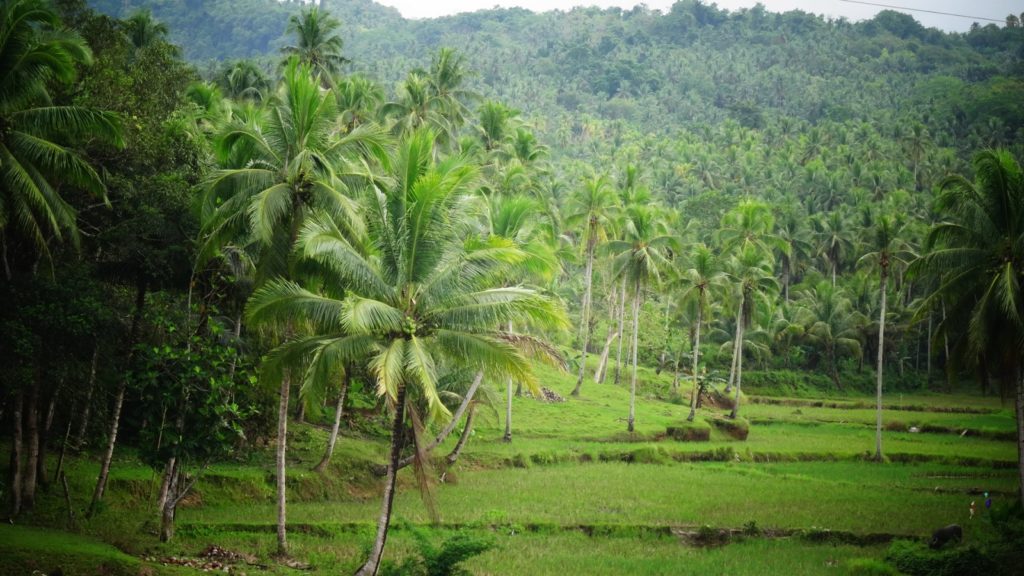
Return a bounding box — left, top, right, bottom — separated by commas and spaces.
928, 524, 962, 549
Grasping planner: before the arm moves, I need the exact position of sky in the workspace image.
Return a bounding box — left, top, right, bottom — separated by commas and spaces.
372, 0, 1019, 31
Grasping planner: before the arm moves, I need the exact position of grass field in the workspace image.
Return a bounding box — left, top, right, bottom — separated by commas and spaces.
2, 361, 1020, 575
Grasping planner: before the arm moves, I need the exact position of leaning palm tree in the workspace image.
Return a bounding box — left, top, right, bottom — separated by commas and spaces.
280, 6, 349, 85
198, 59, 389, 556
248, 129, 566, 576
0, 0, 123, 273
911, 149, 1024, 504
608, 205, 676, 432
565, 175, 617, 397
858, 213, 911, 460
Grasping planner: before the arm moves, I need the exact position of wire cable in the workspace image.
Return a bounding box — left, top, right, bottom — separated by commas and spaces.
838, 0, 1005, 23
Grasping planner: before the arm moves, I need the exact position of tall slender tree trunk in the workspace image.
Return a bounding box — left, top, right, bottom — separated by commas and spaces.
613, 276, 626, 386
943, 302, 952, 391
875, 271, 887, 461
7, 391, 23, 518
446, 405, 475, 465
159, 460, 179, 543
594, 332, 617, 384
38, 387, 57, 489
75, 343, 100, 447
314, 373, 350, 473
357, 384, 407, 576
503, 377, 513, 442
504, 320, 514, 442
572, 233, 597, 397
627, 291, 640, 433
726, 304, 743, 393
730, 318, 745, 420
595, 287, 619, 383
926, 311, 933, 384
88, 281, 146, 517
23, 384, 39, 511
687, 306, 703, 421
275, 372, 291, 556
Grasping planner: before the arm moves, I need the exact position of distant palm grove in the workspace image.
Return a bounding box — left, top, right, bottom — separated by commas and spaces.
1, 0, 1024, 574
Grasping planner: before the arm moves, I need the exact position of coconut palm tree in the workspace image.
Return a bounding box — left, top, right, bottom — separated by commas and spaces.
858, 213, 911, 460
0, 0, 123, 273
608, 205, 676, 432
798, 281, 864, 391
247, 129, 566, 575
677, 244, 725, 421
281, 7, 349, 85
478, 193, 559, 441
123, 9, 170, 51
198, 59, 389, 556
724, 244, 777, 419
911, 149, 1024, 504
566, 176, 617, 397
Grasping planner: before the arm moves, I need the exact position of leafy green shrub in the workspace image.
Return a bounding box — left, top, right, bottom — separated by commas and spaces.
694, 524, 730, 546
885, 539, 997, 576
627, 446, 670, 464
380, 528, 494, 576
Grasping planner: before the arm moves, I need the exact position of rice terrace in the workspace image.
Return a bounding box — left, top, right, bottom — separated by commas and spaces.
1, 0, 1023, 574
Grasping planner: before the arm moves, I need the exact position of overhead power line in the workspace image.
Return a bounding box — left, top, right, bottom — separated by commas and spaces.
838, 0, 1005, 23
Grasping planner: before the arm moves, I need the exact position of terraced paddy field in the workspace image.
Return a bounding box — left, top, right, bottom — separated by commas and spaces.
3, 363, 1021, 575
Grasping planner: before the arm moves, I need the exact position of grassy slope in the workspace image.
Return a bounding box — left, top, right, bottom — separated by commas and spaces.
3, 360, 1018, 574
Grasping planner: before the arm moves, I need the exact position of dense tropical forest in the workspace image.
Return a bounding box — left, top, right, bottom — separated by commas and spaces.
2, 0, 1024, 574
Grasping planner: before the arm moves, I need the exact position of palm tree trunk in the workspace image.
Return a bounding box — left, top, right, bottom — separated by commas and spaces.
314, 373, 350, 473
727, 304, 743, 393
357, 384, 407, 576
875, 273, 887, 461
7, 390, 23, 518
595, 287, 619, 383
613, 276, 626, 386
503, 377, 513, 442
593, 331, 617, 384
74, 343, 100, 447
628, 291, 640, 433
446, 405, 476, 465
730, 320, 745, 419
275, 372, 291, 556
687, 306, 703, 421
23, 384, 39, 511
88, 281, 146, 518
395, 372, 483, 471
572, 236, 597, 397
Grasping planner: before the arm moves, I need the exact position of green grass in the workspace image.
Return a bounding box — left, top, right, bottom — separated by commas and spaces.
2, 359, 1018, 575
0, 523, 164, 576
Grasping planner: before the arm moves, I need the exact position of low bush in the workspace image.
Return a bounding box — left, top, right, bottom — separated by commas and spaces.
885, 539, 997, 576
